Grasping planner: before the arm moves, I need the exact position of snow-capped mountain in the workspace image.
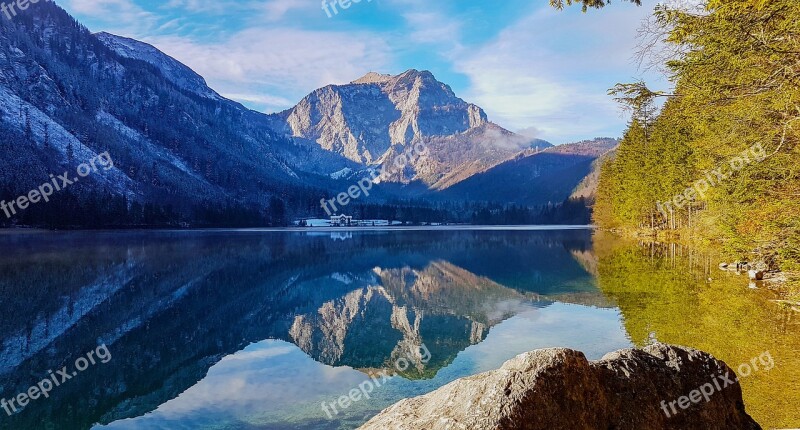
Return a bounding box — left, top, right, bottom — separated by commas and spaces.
271, 70, 547, 189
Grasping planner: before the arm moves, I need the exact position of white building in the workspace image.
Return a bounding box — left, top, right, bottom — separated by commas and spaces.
330, 215, 353, 226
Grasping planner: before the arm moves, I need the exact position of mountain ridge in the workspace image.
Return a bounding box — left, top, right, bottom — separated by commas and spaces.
0, 3, 612, 227
95, 32, 224, 101
441, 138, 619, 205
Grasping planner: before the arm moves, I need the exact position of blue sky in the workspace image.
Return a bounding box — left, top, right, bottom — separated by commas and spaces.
58, 0, 669, 144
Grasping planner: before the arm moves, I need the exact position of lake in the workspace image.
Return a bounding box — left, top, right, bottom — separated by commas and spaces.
0, 228, 796, 429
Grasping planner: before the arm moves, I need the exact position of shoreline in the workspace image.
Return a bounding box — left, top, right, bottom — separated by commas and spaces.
0, 224, 596, 233
596, 228, 800, 301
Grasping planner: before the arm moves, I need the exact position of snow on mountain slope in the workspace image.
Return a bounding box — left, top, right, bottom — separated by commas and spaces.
0, 86, 136, 198
95, 32, 223, 101
0, 3, 354, 227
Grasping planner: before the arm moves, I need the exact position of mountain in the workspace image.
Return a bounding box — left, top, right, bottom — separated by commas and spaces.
545, 137, 618, 157
0, 2, 604, 227
442, 138, 618, 205
288, 261, 530, 378
270, 70, 551, 189
571, 146, 617, 200
0, 2, 351, 227
94, 32, 223, 101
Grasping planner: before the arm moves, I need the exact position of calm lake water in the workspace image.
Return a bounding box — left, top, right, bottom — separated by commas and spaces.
0, 228, 796, 429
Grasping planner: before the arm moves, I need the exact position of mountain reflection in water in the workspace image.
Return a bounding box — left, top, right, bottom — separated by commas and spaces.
0, 229, 626, 429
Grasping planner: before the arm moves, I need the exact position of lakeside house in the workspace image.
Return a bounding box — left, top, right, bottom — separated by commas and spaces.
330, 215, 353, 226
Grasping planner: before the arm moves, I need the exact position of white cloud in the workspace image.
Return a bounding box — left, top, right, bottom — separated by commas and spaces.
454, 5, 663, 143
162, 0, 238, 14
62, 0, 158, 34
162, 0, 312, 21
141, 27, 392, 112
220, 93, 293, 106
517, 126, 544, 139
401, 11, 462, 45
259, 0, 312, 22
61, 0, 666, 141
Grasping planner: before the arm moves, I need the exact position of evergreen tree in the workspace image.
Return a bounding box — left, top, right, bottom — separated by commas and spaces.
24, 109, 32, 142
66, 141, 74, 162
43, 123, 50, 149
584, 0, 800, 268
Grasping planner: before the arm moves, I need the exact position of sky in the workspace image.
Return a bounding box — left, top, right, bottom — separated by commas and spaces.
58, 0, 670, 144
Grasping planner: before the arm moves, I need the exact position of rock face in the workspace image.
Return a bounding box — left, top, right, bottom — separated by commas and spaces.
358, 344, 762, 430
276, 69, 491, 164
271, 69, 546, 188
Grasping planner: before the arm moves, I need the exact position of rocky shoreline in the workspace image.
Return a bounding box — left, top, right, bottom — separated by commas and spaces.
359, 344, 761, 430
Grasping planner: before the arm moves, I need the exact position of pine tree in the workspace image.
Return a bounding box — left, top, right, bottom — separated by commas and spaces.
588, 0, 800, 268
24, 109, 32, 142
151, 162, 160, 188
43, 123, 50, 149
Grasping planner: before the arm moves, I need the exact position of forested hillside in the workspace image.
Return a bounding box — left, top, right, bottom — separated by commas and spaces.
587, 0, 799, 269
0, 2, 332, 227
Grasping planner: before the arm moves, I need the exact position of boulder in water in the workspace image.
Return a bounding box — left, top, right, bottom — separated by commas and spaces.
359, 344, 761, 430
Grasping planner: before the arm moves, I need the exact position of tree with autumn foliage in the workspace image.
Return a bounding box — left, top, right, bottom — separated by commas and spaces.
564, 0, 800, 268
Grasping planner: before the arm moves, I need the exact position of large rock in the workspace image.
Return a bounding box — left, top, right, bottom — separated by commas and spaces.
358, 344, 761, 430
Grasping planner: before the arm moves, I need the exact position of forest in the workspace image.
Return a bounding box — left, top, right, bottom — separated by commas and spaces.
580, 0, 800, 271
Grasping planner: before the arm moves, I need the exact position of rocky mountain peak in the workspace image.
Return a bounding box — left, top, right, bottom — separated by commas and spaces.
274, 69, 497, 184
352, 72, 394, 84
